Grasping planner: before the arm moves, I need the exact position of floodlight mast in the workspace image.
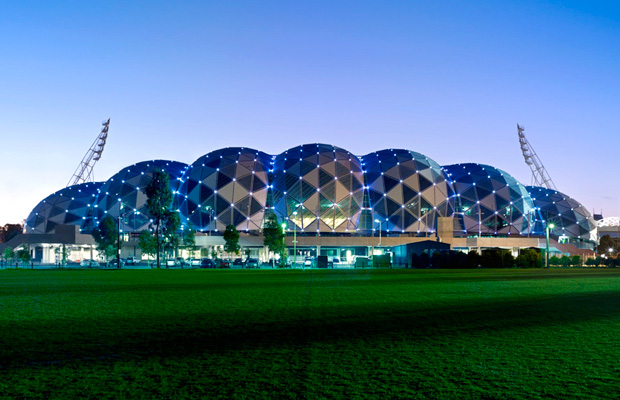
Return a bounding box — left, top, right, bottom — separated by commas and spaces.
517, 124, 557, 190
67, 119, 110, 187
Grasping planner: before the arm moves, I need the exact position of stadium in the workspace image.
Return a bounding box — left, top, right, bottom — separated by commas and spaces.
6, 140, 598, 266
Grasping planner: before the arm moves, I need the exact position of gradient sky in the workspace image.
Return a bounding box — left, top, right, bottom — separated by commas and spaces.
1, 1, 619, 226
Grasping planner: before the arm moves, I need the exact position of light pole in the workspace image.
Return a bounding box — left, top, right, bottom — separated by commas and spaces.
117, 202, 125, 269
545, 222, 555, 268
281, 222, 287, 267
375, 219, 382, 247
206, 206, 214, 236
292, 211, 298, 269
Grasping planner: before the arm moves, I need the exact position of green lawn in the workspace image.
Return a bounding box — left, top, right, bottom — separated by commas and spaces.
2, 268, 620, 399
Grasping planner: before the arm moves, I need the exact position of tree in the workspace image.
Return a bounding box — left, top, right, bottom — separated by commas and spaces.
597, 235, 617, 255
92, 215, 118, 261
263, 213, 286, 267
223, 224, 240, 260
16, 247, 30, 264
3, 247, 14, 262
0, 224, 22, 243
182, 226, 197, 258
145, 170, 179, 268
138, 230, 157, 262
162, 211, 181, 261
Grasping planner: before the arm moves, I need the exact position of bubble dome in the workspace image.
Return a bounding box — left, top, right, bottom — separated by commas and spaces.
175, 148, 273, 232
271, 144, 365, 232
361, 149, 455, 233
443, 163, 539, 235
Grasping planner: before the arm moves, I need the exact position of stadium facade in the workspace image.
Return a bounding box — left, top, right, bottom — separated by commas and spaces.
15, 144, 598, 264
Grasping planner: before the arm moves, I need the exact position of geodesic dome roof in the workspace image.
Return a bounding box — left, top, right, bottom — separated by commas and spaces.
272, 143, 365, 232
24, 182, 103, 234
175, 148, 273, 232
360, 149, 455, 233
443, 163, 538, 235
526, 186, 597, 242
89, 160, 188, 232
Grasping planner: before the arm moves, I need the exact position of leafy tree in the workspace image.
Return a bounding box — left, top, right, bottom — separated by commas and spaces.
223, 224, 240, 260
571, 255, 582, 267
16, 247, 30, 264
549, 256, 561, 266
138, 230, 157, 261
597, 234, 617, 255
182, 226, 197, 258
263, 213, 286, 267
92, 215, 118, 261
145, 170, 179, 268
162, 211, 181, 260
3, 247, 14, 262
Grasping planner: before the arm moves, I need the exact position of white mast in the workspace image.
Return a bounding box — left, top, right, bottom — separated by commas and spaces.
518, 124, 557, 190
67, 119, 110, 187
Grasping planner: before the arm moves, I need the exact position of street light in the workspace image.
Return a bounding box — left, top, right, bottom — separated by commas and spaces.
281, 222, 287, 267
292, 211, 298, 269
545, 222, 555, 268
206, 206, 215, 236
375, 219, 382, 247
117, 202, 125, 269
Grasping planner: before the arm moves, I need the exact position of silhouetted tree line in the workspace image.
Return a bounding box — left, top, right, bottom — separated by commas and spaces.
0, 223, 22, 243
411, 248, 543, 269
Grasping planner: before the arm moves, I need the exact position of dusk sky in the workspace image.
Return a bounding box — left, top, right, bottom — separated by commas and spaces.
1, 1, 619, 226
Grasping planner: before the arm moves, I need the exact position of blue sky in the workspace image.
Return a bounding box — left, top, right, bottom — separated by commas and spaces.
1, 1, 619, 225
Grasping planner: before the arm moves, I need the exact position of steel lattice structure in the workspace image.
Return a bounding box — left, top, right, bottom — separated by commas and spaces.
67, 119, 110, 187
518, 124, 557, 190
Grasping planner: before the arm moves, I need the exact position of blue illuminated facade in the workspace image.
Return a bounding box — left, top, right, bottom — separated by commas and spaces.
25, 182, 102, 234
443, 163, 539, 236
25, 144, 596, 244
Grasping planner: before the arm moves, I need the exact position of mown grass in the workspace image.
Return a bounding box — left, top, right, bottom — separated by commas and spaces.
1, 268, 620, 399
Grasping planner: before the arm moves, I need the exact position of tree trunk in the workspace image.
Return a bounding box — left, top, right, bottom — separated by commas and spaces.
156, 222, 160, 269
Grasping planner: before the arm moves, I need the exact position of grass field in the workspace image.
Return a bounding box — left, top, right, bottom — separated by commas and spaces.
2, 268, 620, 399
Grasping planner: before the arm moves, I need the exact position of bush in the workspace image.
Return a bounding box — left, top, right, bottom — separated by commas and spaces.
466, 251, 481, 268
517, 249, 542, 268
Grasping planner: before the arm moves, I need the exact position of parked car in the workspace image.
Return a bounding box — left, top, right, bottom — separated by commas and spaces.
80, 260, 99, 267
176, 257, 188, 267
233, 258, 244, 266
217, 259, 231, 268
189, 258, 201, 267
165, 259, 177, 267
107, 259, 125, 268
125, 256, 138, 265
200, 258, 215, 268
245, 258, 259, 268
304, 257, 314, 267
